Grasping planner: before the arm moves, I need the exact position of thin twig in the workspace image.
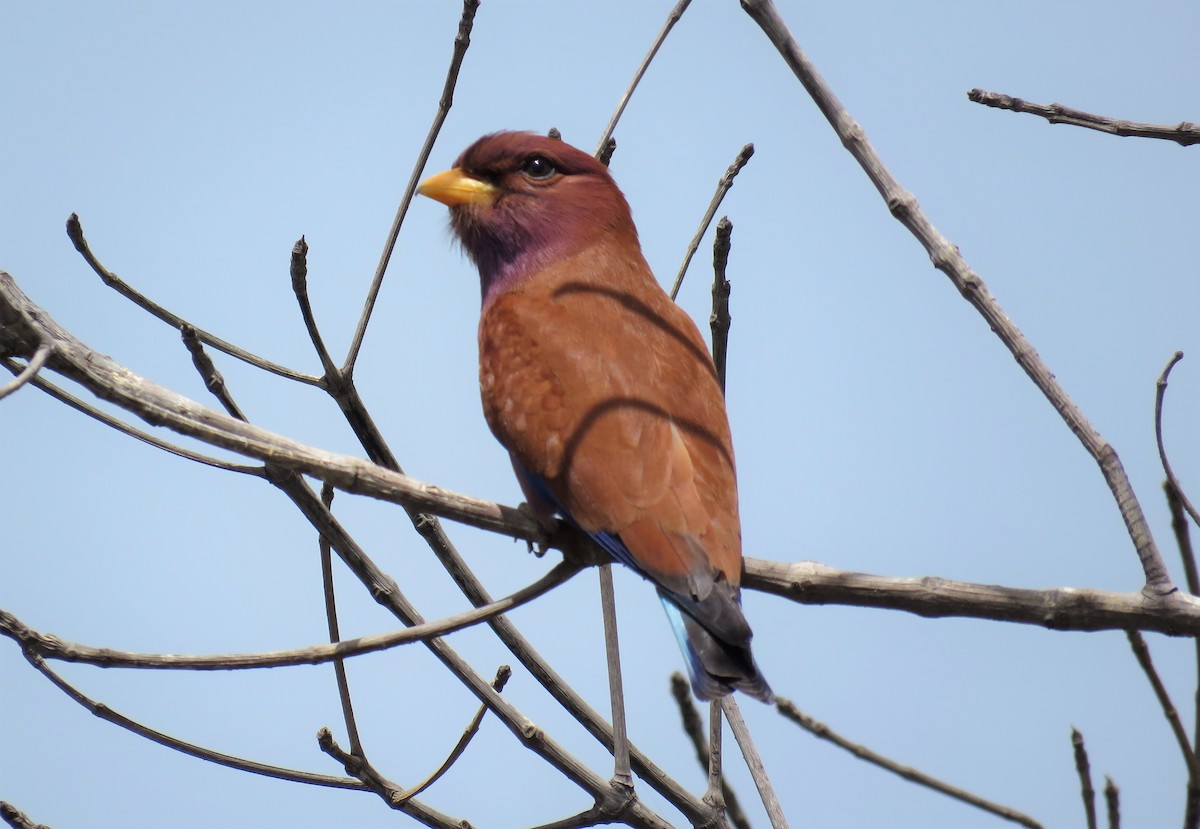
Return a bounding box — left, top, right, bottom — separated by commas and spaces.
319, 482, 363, 756
740, 0, 1174, 596
1167, 480, 1200, 829
21, 651, 365, 792
290, 237, 341, 381
342, 0, 478, 373
181, 325, 246, 420
0, 563, 581, 671
0, 358, 265, 476
709, 217, 733, 393
670, 144, 754, 300
1126, 630, 1200, 778
0, 340, 50, 401
397, 665, 513, 805
65, 213, 322, 386
1071, 728, 1098, 829
721, 696, 788, 829
594, 0, 694, 157
1103, 776, 1120, 829
778, 698, 1042, 828
316, 728, 465, 829
598, 564, 634, 789
1156, 352, 1200, 530
968, 89, 1200, 147
668, 673, 749, 829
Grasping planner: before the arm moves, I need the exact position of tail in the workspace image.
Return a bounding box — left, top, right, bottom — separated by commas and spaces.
660, 590, 773, 703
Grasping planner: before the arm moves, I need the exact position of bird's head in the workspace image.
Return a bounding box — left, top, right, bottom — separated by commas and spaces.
418, 131, 639, 304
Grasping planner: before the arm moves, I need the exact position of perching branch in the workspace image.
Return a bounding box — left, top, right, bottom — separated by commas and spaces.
967, 89, 1200, 147
745, 559, 1200, 634
8, 270, 1200, 642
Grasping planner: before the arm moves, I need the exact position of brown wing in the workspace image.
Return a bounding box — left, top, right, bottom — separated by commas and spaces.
478, 241, 742, 594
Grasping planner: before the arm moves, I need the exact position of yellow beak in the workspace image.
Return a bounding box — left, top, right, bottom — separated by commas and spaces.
416, 168, 498, 207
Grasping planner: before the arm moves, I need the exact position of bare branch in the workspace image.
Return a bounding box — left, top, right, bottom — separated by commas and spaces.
0, 562, 581, 671
968, 89, 1200, 147
745, 559, 1200, 635
19, 650, 366, 792
1156, 352, 1200, 531
1164, 479, 1200, 829
594, 0, 694, 156
0, 359, 265, 476
65, 213, 322, 386
721, 696, 788, 829
670, 144, 754, 301
319, 483, 364, 756
1125, 631, 1200, 778
316, 728, 465, 829
290, 237, 340, 381
778, 699, 1043, 828
1071, 728, 1098, 829
181, 324, 246, 420
668, 674, 749, 829
740, 0, 1174, 596
599, 564, 634, 789
343, 0, 479, 372
709, 217, 733, 393
397, 665, 513, 805
0, 802, 51, 829
1104, 776, 1120, 829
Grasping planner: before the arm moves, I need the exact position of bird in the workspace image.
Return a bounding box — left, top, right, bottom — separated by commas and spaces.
417, 131, 772, 702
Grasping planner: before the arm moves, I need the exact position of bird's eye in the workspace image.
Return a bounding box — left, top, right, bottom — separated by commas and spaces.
521, 155, 558, 181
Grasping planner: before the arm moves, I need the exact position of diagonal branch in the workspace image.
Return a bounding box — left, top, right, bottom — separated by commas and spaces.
670, 144, 754, 300
18, 649, 367, 793
740, 0, 1173, 597
779, 699, 1043, 828
594, 0, 694, 156
0, 359, 265, 476
342, 0, 478, 372
65, 213, 322, 386
396, 665, 513, 805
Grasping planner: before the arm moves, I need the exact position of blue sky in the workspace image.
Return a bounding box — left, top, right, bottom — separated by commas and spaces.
3, 2, 1199, 827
